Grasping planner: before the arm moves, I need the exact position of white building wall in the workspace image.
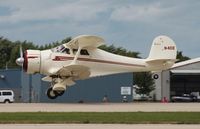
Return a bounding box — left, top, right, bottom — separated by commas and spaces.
161, 71, 170, 101
154, 71, 170, 101
154, 72, 162, 100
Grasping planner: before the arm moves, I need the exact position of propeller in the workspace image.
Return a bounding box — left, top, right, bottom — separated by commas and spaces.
16, 45, 24, 66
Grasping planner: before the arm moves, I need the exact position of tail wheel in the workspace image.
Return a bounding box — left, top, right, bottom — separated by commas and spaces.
46, 87, 57, 99
153, 74, 159, 79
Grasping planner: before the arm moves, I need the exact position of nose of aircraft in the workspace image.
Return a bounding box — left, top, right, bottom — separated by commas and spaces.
16, 57, 24, 66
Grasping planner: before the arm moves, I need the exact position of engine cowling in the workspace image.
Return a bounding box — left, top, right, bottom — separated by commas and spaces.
23, 50, 41, 74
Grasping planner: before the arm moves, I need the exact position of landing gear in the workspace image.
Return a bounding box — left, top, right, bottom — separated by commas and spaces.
46, 87, 57, 99
153, 74, 159, 79
54, 90, 65, 96
46, 87, 65, 99
46, 77, 68, 99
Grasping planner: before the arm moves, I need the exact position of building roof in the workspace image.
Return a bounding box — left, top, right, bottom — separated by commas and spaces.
171, 70, 200, 75
171, 57, 200, 69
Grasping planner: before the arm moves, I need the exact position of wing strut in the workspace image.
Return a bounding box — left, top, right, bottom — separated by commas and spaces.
71, 46, 82, 65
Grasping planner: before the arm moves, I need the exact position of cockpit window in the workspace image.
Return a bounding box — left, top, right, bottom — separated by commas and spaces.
73, 49, 78, 55
61, 48, 70, 54
52, 45, 89, 55
80, 49, 89, 55
52, 45, 65, 52
73, 49, 89, 55
52, 45, 70, 54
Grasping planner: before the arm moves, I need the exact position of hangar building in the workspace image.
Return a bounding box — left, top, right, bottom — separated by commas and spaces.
0, 69, 132, 103
3, 58, 199, 103
154, 58, 200, 101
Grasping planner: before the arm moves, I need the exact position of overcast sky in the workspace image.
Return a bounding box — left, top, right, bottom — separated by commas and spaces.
0, 0, 200, 58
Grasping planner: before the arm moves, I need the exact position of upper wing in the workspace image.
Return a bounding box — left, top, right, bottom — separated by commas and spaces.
65, 35, 105, 49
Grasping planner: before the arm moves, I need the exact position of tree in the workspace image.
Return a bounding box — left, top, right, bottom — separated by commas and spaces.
100, 44, 140, 58
134, 72, 155, 96
0, 37, 14, 68
176, 51, 190, 63
39, 37, 71, 50
61, 37, 71, 44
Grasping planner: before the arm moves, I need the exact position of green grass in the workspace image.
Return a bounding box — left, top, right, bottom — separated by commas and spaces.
0, 112, 200, 124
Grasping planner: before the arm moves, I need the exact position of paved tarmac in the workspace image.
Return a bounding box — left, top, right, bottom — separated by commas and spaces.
0, 103, 199, 129
0, 103, 200, 112
0, 124, 199, 129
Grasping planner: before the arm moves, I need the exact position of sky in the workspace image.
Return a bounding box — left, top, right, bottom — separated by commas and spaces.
0, 0, 200, 58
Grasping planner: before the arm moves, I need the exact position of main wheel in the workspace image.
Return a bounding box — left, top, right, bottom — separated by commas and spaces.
46, 87, 57, 99
54, 90, 65, 96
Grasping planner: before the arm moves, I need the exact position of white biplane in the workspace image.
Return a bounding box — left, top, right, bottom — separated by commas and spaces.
16, 35, 177, 99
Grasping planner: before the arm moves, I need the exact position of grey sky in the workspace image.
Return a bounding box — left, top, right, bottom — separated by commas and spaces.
0, 0, 200, 58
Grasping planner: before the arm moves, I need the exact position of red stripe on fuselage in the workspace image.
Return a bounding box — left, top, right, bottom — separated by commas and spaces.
52, 56, 145, 67
28, 56, 39, 58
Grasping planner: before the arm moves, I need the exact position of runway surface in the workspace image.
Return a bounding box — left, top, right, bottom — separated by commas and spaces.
0, 103, 200, 112
0, 124, 199, 129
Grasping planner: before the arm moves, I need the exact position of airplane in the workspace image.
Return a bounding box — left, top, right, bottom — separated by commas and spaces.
16, 35, 177, 99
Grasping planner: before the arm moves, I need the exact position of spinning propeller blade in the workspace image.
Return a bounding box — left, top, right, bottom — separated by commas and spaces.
16, 45, 24, 66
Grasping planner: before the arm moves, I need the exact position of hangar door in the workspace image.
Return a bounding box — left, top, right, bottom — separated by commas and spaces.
170, 70, 200, 96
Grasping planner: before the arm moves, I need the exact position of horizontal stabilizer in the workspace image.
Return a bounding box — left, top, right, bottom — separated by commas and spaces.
146, 59, 178, 64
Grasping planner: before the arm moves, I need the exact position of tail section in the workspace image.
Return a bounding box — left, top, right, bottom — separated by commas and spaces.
146, 35, 177, 70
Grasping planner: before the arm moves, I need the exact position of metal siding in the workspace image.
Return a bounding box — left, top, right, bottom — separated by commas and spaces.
21, 72, 30, 102
161, 71, 170, 100
173, 62, 200, 70
0, 69, 21, 88
40, 73, 133, 103
0, 69, 21, 102
0, 69, 133, 103
21, 73, 42, 103
31, 74, 42, 102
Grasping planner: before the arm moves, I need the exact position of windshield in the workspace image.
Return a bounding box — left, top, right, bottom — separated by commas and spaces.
51, 45, 65, 52
51, 45, 70, 54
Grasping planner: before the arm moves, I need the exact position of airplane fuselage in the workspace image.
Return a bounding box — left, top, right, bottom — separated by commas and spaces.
25, 47, 170, 78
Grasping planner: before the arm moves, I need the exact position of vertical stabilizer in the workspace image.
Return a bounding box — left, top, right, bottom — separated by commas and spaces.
147, 35, 177, 61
